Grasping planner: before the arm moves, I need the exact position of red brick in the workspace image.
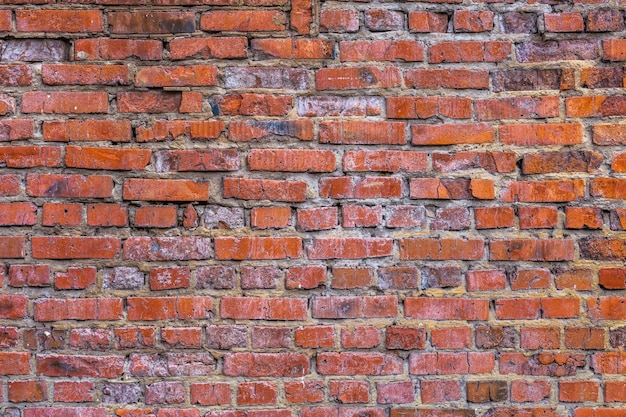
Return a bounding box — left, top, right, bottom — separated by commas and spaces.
54, 381, 94, 403
0, 175, 20, 197
467, 269, 507, 291
312, 296, 397, 319
251, 206, 291, 229
22, 92, 108, 114
294, 326, 334, 348
500, 123, 582, 145
605, 381, 626, 402
559, 381, 599, 402
566, 95, 626, 117
343, 205, 382, 228
237, 382, 277, 405
32, 236, 120, 259
136, 65, 217, 87
123, 236, 212, 261
320, 9, 359, 32
291, 0, 312, 34
399, 238, 484, 260
217, 94, 293, 116
564, 327, 605, 349
320, 121, 405, 145
0, 352, 30, 375
490, 239, 575, 261
0, 10, 10, 31
341, 40, 423, 62
223, 353, 309, 377
421, 380, 461, 403
316, 67, 401, 90
66, 146, 150, 171
320, 177, 402, 199
215, 237, 302, 260
522, 151, 602, 174
521, 327, 560, 349
27, 174, 113, 198
331, 267, 373, 289
123, 178, 208, 202
342, 326, 381, 349
9, 265, 50, 287
0, 203, 37, 226
405, 298, 489, 320
87, 204, 128, 227
0, 295, 28, 318
109, 11, 195, 34
249, 149, 335, 172
42, 64, 128, 85
0, 146, 62, 168
170, 37, 247, 59
43, 120, 131, 142
220, 297, 306, 320
511, 380, 550, 402
329, 381, 369, 403
224, 178, 307, 202
161, 328, 202, 349
0, 64, 32, 86
502, 180, 585, 202
453, 10, 494, 32
545, 13, 584, 32
113, 327, 156, 349
308, 237, 393, 259
35, 298, 123, 322
476, 96, 559, 120
377, 381, 414, 404
475, 207, 516, 229
8, 380, 47, 402
284, 381, 324, 404
430, 41, 510, 63
599, 268, 626, 289
286, 265, 326, 289
0, 119, 34, 141
75, 38, 162, 60
318, 352, 402, 375
55, 267, 97, 290
510, 268, 551, 290
298, 96, 382, 117
16, 10, 103, 32
518, 206, 558, 229
136, 120, 224, 142
405, 69, 489, 89
588, 9, 623, 31
566, 207, 603, 229
385, 327, 426, 350
252, 38, 333, 59
409, 11, 448, 32
412, 123, 494, 145
149, 267, 190, 291
297, 207, 337, 231
134, 206, 177, 228
388, 96, 471, 119
604, 39, 626, 61
36, 354, 123, 378
191, 383, 230, 406
201, 10, 286, 31
229, 119, 313, 141
591, 178, 626, 199
432, 327, 472, 349
127, 297, 212, 321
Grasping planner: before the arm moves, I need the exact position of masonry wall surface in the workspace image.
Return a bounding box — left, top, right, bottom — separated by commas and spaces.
0, 0, 625, 416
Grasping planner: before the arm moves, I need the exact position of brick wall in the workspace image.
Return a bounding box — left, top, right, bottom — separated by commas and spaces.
0, 0, 625, 416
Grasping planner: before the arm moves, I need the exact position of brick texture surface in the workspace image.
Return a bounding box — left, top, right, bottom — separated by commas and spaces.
0, 0, 625, 416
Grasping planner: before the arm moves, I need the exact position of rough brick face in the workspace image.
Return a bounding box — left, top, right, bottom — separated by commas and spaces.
0, 0, 623, 415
